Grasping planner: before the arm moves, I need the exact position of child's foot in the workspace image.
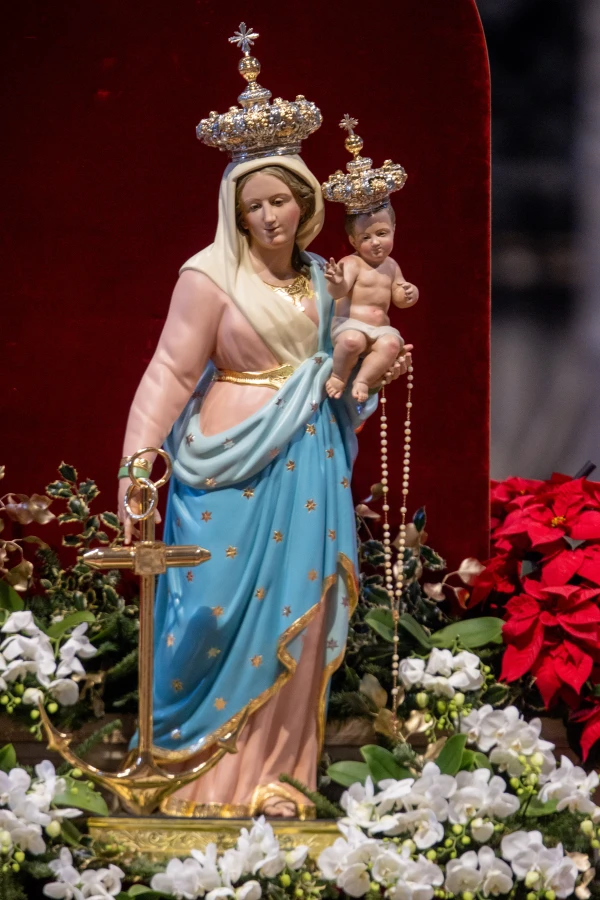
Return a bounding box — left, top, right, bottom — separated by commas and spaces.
326, 375, 346, 399
352, 380, 369, 402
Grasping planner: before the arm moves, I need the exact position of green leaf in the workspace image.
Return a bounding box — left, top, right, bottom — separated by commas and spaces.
0, 581, 24, 612
420, 545, 446, 571
68, 497, 89, 518
54, 775, 108, 816
58, 463, 78, 483
0, 745, 17, 773
327, 760, 370, 787
458, 749, 476, 771
363, 585, 391, 606
101, 511, 120, 530
60, 818, 83, 847
413, 507, 427, 532
431, 617, 503, 649
47, 611, 96, 638
484, 683, 510, 705
435, 733, 468, 775
360, 745, 412, 784
78, 480, 99, 501
127, 887, 162, 897
520, 559, 538, 578
525, 797, 558, 817
47, 480, 73, 499
473, 752, 493, 772
62, 535, 83, 547
364, 608, 394, 642
397, 614, 433, 650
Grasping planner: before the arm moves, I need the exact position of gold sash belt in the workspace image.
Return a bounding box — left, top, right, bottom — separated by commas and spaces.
214, 363, 295, 391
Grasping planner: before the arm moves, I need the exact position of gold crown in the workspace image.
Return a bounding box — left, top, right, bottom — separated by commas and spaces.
322, 115, 407, 215
196, 24, 322, 161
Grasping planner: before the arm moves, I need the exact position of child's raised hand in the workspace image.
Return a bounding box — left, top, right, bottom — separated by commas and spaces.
324, 257, 345, 285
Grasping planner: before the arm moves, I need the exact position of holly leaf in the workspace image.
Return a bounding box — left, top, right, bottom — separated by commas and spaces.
420, 545, 446, 571
100, 512, 120, 530
58, 463, 78, 483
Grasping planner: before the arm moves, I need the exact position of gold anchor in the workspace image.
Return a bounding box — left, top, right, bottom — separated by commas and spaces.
39, 448, 243, 815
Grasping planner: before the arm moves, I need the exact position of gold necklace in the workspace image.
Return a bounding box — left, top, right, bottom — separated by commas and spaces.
263, 273, 313, 312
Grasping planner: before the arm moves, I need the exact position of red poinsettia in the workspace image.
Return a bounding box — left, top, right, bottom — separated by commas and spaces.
501, 580, 600, 706
572, 702, 600, 760
495, 477, 600, 550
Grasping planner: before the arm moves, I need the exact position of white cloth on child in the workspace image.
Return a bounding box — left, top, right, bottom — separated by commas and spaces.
331, 316, 404, 346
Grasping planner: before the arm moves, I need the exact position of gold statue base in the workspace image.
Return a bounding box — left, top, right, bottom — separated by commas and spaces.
88, 817, 340, 859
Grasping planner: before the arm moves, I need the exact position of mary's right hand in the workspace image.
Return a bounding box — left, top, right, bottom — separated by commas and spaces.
117, 479, 162, 545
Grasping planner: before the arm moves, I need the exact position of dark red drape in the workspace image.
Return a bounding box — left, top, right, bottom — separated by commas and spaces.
2, 0, 490, 566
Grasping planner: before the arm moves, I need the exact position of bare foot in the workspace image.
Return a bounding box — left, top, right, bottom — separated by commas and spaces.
352, 380, 369, 402
325, 374, 346, 399
262, 797, 297, 817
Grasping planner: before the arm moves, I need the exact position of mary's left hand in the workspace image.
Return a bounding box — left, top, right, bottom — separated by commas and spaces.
381, 343, 413, 387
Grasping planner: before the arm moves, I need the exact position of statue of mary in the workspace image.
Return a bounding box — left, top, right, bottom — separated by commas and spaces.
118, 27, 409, 818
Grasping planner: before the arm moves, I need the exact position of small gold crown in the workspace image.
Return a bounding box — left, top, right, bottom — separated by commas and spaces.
196, 23, 322, 161
322, 115, 407, 215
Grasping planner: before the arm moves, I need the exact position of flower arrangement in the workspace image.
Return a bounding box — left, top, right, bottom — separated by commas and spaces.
469, 474, 600, 760
0, 463, 140, 737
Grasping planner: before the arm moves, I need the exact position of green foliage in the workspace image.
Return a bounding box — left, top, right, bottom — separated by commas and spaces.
360, 745, 412, 783
431, 617, 504, 649
0, 871, 27, 900
53, 775, 109, 816
0, 583, 24, 613
279, 774, 343, 818
434, 734, 468, 775
327, 760, 370, 787
0, 745, 17, 773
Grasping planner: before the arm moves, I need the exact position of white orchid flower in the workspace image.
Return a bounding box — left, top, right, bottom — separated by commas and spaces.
477, 846, 513, 896
2, 611, 39, 635
421, 674, 455, 698
445, 851, 484, 894
425, 648, 455, 677
79, 864, 124, 897
150, 857, 204, 898
398, 658, 426, 688
47, 678, 79, 706
538, 756, 599, 814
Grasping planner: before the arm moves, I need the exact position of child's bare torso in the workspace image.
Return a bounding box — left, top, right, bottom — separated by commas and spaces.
341, 253, 398, 326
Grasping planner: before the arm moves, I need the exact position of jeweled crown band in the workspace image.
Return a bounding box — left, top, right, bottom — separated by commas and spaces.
322, 115, 407, 215
196, 24, 322, 161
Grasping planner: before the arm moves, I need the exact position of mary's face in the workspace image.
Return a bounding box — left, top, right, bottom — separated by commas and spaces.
238, 172, 302, 251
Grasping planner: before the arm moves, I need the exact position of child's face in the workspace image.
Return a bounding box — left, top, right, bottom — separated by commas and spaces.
349, 209, 395, 266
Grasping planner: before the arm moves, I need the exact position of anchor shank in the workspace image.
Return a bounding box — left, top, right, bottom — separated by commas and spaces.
138, 485, 156, 755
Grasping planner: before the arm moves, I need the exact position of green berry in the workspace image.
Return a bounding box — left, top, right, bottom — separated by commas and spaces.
71, 768, 82, 778
30, 710, 39, 720
11, 863, 19, 873
590, 839, 600, 849
369, 883, 379, 893
527, 894, 537, 900
14, 852, 24, 864
416, 693, 428, 709
47, 702, 58, 714
302, 872, 311, 883
463, 893, 474, 900
13, 684, 24, 697
545, 892, 556, 900
424, 713, 432, 723
0, 696, 8, 706
452, 824, 463, 835
426, 850, 437, 861
280, 874, 291, 888
509, 778, 520, 790
444, 838, 453, 848
436, 700, 447, 714
294, 889, 304, 899
580, 820, 594, 836
449, 851, 457, 859
45, 821, 61, 839
454, 692, 465, 708
525, 872, 540, 888
13, 698, 20, 706
461, 836, 471, 846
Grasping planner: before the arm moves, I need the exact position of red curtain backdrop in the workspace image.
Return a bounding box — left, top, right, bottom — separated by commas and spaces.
2, 0, 490, 567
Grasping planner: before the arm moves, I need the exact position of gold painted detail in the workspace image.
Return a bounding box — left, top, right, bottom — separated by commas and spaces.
306, 424, 316, 436
308, 570, 318, 582
273, 531, 283, 543
205, 478, 217, 488
201, 511, 212, 522
328, 530, 336, 541
242, 488, 255, 499
172, 679, 183, 692
282, 606, 292, 617
255, 587, 265, 600
186, 571, 194, 582
286, 460, 296, 471
87, 815, 333, 859
215, 364, 295, 391
214, 698, 227, 710
166, 634, 175, 647
208, 647, 221, 658
340, 477, 349, 488
226, 546, 238, 559
263, 274, 313, 312
326, 448, 334, 459
305, 499, 316, 512
212, 606, 224, 618
250, 655, 263, 667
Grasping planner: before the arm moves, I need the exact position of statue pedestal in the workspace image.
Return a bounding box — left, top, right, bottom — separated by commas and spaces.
87, 817, 340, 860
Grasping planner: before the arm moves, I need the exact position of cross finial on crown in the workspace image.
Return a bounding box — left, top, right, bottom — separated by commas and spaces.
339, 114, 358, 135
228, 23, 259, 56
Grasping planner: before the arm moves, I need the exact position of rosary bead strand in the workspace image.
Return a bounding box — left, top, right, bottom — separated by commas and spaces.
380, 363, 414, 719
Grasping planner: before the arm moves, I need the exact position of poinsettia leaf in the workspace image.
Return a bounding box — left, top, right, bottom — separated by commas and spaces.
327, 760, 370, 787
525, 797, 558, 817
435, 734, 468, 776
361, 745, 412, 784
432, 617, 503, 649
